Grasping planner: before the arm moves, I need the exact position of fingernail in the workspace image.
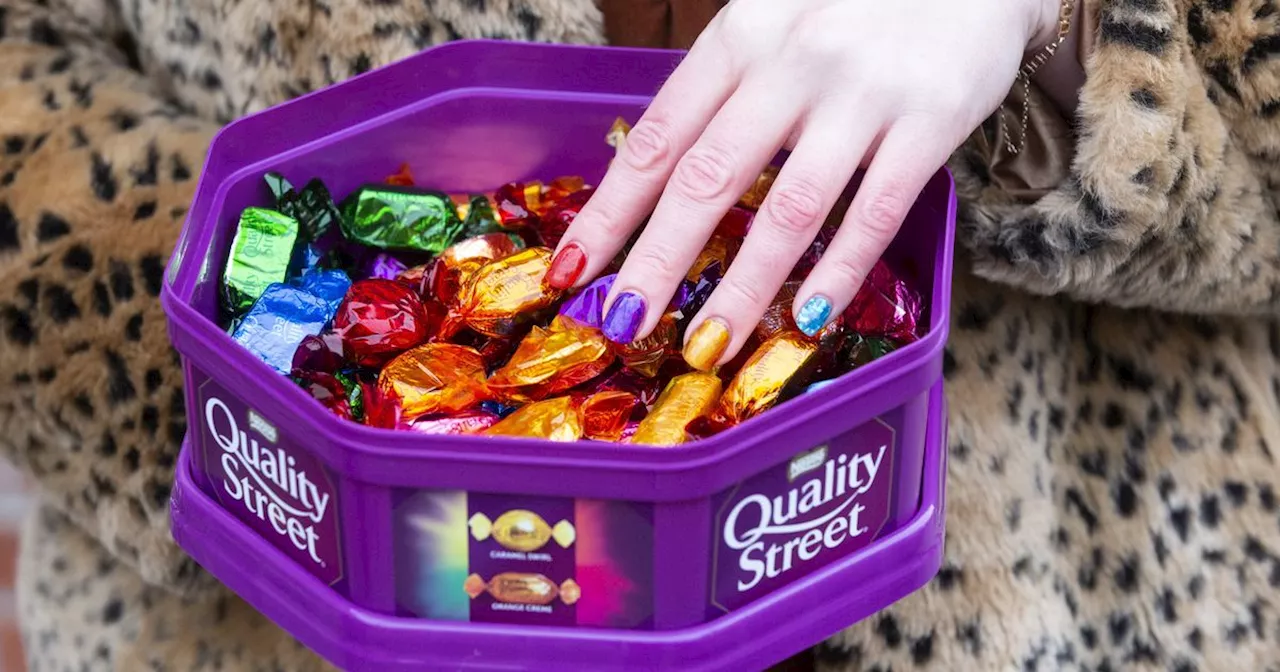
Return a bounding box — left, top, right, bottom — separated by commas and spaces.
683, 318, 731, 371
602, 291, 646, 344
795, 295, 833, 337
546, 243, 587, 289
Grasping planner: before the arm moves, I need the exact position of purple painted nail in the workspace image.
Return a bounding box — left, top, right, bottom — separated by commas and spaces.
602, 291, 646, 344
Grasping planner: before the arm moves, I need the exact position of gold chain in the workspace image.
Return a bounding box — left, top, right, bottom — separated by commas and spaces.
998, 0, 1076, 155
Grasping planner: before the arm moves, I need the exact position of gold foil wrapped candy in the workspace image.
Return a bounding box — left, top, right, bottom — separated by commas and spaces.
618, 313, 677, 378
631, 372, 723, 446
468, 510, 576, 552
487, 316, 614, 403
464, 573, 581, 606
377, 343, 489, 421
440, 247, 563, 338
738, 165, 780, 211
484, 396, 583, 442
713, 330, 819, 426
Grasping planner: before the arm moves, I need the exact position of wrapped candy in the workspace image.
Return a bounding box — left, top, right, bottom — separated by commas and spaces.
458, 195, 504, 238
493, 182, 543, 229
378, 343, 489, 420
292, 332, 345, 374
618, 421, 641, 443
687, 236, 738, 282
618, 313, 677, 377
480, 400, 518, 418
333, 279, 440, 367
674, 262, 722, 329
588, 367, 665, 409
715, 207, 754, 238
266, 172, 341, 241
485, 396, 583, 442
581, 390, 637, 441
738, 165, 779, 210
558, 274, 614, 328
441, 247, 563, 338
843, 260, 923, 345
422, 232, 524, 304
222, 207, 300, 313
334, 370, 364, 422
408, 410, 500, 436
339, 185, 465, 253
463, 573, 581, 606
294, 371, 352, 419
712, 331, 819, 426
362, 380, 406, 430
385, 163, 415, 187
535, 186, 592, 248
847, 334, 898, 367
469, 510, 576, 552
630, 372, 723, 446
290, 268, 351, 314
487, 316, 614, 403
361, 253, 408, 281
233, 283, 333, 374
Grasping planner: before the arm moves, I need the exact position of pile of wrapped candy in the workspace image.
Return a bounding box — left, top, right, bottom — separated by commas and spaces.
220, 120, 923, 446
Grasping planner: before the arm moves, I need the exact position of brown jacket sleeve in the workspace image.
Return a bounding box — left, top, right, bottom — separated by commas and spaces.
0, 0, 219, 594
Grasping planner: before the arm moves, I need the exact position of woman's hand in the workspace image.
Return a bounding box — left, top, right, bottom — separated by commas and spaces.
546, 0, 1062, 368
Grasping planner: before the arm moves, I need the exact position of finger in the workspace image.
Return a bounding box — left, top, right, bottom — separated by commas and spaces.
599, 74, 806, 345
793, 120, 952, 337
545, 30, 738, 290
682, 113, 877, 369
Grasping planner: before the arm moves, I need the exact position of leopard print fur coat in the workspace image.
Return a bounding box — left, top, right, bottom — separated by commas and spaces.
3, 0, 1280, 669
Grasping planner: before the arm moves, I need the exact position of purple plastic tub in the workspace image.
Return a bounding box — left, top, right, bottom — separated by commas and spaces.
162, 40, 955, 670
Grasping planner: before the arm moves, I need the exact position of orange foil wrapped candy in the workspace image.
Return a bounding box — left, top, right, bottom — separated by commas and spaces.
377, 343, 488, 421
485, 396, 584, 442
618, 313, 677, 378
581, 391, 637, 442
713, 331, 819, 426
738, 165, 779, 210
487, 316, 614, 403
631, 372, 723, 446
441, 247, 563, 338
540, 176, 587, 211
687, 236, 739, 283
423, 233, 522, 304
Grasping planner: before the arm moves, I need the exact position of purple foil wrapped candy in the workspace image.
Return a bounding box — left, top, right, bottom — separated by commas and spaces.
362, 252, 409, 281
558, 273, 615, 329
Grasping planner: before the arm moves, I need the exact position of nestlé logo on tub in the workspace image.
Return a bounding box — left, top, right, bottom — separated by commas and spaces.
205, 397, 329, 567
723, 443, 887, 591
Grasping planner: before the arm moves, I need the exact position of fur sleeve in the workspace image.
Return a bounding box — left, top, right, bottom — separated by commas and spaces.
954, 0, 1280, 315
0, 1, 218, 594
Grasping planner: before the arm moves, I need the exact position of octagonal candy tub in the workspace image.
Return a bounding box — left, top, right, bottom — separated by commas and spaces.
161, 40, 955, 671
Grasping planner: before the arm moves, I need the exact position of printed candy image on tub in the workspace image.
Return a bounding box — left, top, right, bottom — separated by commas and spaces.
395, 491, 655, 628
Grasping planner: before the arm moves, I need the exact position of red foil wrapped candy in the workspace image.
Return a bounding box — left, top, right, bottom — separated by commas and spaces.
333, 279, 440, 367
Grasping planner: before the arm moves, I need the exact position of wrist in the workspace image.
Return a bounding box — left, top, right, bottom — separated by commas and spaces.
1025, 0, 1065, 53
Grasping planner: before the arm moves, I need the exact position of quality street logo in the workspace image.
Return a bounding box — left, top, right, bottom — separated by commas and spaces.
204, 397, 330, 569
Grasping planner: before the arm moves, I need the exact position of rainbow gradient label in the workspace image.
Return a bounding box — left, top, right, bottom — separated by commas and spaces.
395, 491, 654, 629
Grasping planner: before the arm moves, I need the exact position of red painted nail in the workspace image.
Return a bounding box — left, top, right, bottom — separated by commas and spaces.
546, 243, 587, 289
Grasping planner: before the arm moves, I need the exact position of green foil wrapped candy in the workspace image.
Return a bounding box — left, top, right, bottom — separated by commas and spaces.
461, 195, 505, 238
223, 207, 301, 314
339, 185, 464, 254
265, 172, 340, 241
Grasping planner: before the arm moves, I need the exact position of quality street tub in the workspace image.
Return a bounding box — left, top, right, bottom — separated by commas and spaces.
162, 40, 955, 670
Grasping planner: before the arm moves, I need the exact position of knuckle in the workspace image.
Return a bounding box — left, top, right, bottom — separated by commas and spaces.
718, 275, 769, 309
763, 178, 825, 235
858, 186, 910, 240
671, 143, 737, 201
825, 253, 870, 292
622, 118, 674, 171
625, 242, 681, 282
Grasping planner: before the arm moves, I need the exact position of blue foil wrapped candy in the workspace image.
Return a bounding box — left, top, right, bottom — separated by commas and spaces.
291, 268, 352, 314
233, 283, 336, 374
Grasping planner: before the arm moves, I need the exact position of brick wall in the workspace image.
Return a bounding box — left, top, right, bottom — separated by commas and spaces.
0, 462, 28, 672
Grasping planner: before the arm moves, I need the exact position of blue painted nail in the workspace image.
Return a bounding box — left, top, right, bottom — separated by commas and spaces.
795, 295, 833, 337
602, 291, 647, 344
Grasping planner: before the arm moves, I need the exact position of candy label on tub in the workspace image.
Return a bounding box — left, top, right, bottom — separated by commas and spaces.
194, 376, 344, 586
710, 418, 895, 613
